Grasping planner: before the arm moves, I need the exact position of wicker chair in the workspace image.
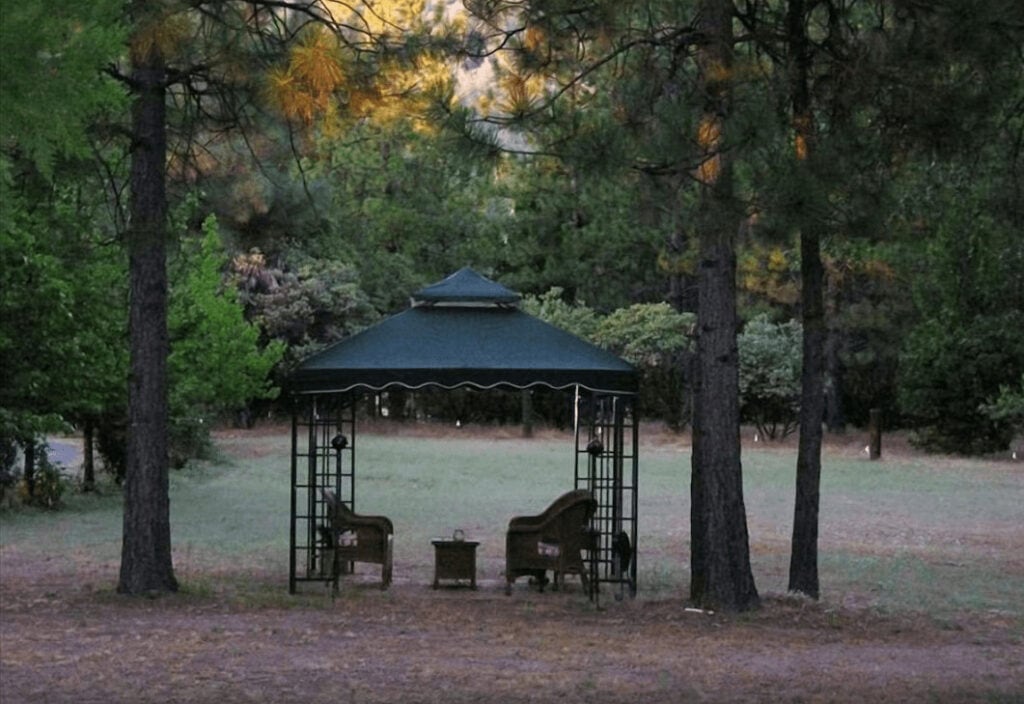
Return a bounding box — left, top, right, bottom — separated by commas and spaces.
320, 489, 394, 591
505, 489, 597, 595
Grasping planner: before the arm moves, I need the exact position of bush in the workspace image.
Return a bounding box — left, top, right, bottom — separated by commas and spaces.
595, 303, 694, 429
169, 415, 214, 469
738, 315, 802, 440
27, 458, 68, 509
980, 374, 1024, 437
899, 312, 1024, 454
13, 448, 68, 510
524, 292, 696, 428
521, 287, 600, 340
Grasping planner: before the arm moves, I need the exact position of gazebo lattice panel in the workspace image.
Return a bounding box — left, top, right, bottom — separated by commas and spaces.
289, 395, 356, 593
574, 392, 638, 599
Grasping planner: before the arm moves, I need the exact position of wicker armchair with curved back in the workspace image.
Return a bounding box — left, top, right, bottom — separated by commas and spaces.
320, 489, 394, 591
505, 489, 597, 595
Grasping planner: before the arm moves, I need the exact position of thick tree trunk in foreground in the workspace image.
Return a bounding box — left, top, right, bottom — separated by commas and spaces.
689, 0, 759, 612
118, 38, 177, 595
787, 0, 825, 599
789, 229, 825, 597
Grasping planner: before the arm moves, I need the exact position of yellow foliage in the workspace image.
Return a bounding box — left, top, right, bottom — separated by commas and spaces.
862, 258, 895, 281
264, 1, 453, 135
739, 245, 798, 305
767, 247, 788, 273
658, 249, 698, 276
696, 115, 722, 184
793, 114, 812, 161
265, 27, 346, 128
524, 25, 546, 52
703, 58, 731, 85
291, 31, 345, 95
697, 115, 721, 149
499, 73, 539, 115
326, 0, 422, 34
794, 133, 808, 161
131, 9, 191, 64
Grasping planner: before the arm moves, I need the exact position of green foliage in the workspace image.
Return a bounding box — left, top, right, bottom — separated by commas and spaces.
738, 315, 802, 440
895, 163, 1024, 454
524, 291, 695, 427
521, 288, 599, 340
0, 0, 125, 179
241, 251, 378, 373
0, 203, 75, 441
20, 451, 68, 510
300, 124, 493, 313
0, 183, 127, 451
169, 215, 285, 424
980, 375, 1024, 436
595, 303, 693, 368
484, 160, 669, 310
899, 314, 1024, 455
596, 303, 695, 428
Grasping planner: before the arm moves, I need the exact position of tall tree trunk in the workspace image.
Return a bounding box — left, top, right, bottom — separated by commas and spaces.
118, 31, 177, 595
787, 0, 825, 599
83, 420, 95, 493
790, 228, 825, 597
689, 0, 759, 612
22, 439, 36, 499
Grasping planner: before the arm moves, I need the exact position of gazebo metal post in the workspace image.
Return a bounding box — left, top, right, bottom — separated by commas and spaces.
629, 402, 639, 593
289, 405, 298, 594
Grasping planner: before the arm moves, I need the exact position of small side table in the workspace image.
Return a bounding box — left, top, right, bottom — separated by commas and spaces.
431, 539, 479, 589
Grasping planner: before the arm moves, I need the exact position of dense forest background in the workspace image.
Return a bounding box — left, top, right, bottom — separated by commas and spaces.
2, 0, 1022, 496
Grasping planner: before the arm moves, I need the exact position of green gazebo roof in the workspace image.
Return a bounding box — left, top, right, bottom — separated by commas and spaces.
289, 268, 637, 394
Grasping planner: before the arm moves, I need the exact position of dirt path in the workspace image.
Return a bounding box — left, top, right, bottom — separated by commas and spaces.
1, 547, 1022, 704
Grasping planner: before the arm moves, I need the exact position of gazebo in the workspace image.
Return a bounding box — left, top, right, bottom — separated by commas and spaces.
287, 268, 639, 598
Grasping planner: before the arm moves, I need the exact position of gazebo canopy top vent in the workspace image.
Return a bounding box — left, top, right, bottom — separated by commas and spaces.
289, 267, 637, 395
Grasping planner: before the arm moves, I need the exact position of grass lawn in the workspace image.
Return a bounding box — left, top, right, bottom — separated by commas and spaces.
1, 423, 1022, 702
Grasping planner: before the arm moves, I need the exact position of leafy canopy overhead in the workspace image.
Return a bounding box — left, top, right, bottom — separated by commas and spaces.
0, 0, 125, 179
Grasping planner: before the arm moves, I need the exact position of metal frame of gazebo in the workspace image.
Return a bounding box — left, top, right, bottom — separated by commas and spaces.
286, 268, 639, 599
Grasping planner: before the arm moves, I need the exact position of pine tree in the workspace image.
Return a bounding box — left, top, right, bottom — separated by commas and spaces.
688, 0, 759, 612
107, 0, 437, 594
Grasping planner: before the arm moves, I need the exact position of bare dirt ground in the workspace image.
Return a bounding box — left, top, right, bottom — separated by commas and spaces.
2, 424, 1023, 703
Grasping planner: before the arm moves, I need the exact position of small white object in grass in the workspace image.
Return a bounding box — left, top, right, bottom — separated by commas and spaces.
754, 432, 760, 442
863, 445, 870, 455
455, 419, 461, 428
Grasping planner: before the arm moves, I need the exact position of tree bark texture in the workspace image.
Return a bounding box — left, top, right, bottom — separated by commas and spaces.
118, 36, 177, 595
83, 420, 95, 492
790, 228, 825, 597
22, 439, 36, 499
787, 0, 825, 599
689, 0, 759, 612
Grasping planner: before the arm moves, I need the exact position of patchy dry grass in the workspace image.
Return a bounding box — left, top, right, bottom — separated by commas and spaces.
2, 423, 1023, 703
